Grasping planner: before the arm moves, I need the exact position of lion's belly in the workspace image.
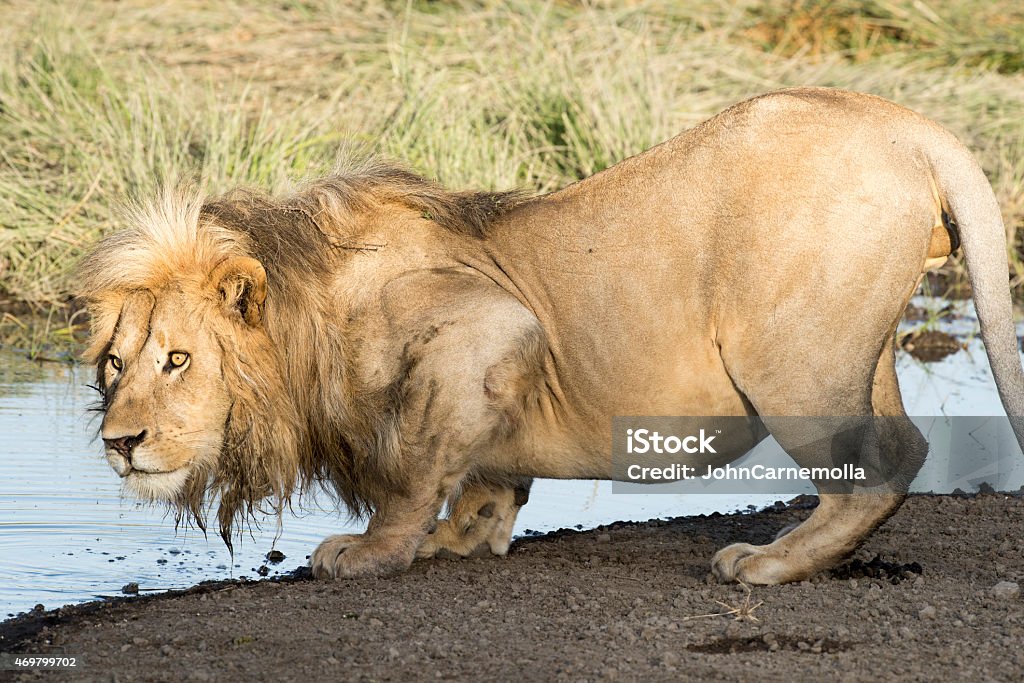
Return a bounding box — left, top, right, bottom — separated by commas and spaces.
479, 337, 758, 481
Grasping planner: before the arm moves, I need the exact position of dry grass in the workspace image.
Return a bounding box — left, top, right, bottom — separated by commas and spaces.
1, 0, 1022, 345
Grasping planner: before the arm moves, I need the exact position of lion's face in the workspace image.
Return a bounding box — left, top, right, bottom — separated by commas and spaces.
98, 287, 233, 502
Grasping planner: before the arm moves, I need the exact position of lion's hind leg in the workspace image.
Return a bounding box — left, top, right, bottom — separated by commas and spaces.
416, 477, 532, 560
712, 338, 927, 584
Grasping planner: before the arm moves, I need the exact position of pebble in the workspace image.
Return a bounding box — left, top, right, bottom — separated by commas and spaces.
596, 533, 611, 543
121, 583, 139, 595
991, 581, 1021, 600
659, 651, 680, 667
918, 604, 937, 620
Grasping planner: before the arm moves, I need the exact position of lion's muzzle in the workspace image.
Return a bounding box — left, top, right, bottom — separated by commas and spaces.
102, 429, 147, 477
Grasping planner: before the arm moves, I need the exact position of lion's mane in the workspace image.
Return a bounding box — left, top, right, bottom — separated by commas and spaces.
76, 160, 528, 547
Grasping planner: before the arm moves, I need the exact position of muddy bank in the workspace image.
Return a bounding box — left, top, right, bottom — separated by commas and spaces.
3, 493, 1024, 682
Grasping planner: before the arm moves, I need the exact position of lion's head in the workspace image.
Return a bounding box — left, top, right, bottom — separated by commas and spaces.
77, 191, 304, 546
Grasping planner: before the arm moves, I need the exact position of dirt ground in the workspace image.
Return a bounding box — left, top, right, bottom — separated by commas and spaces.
3, 493, 1024, 682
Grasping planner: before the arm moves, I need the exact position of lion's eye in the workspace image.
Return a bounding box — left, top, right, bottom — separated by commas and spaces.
108, 355, 123, 372
168, 351, 190, 369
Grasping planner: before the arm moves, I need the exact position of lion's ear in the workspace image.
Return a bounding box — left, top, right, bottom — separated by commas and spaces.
209, 256, 267, 327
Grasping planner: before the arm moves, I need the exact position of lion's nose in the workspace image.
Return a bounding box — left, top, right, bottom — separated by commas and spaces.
103, 430, 148, 459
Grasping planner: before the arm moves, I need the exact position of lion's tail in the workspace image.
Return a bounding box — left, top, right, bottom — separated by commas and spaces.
931, 132, 1024, 452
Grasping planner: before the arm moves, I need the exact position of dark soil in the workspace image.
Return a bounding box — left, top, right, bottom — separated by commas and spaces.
4, 493, 1024, 682
899, 329, 965, 362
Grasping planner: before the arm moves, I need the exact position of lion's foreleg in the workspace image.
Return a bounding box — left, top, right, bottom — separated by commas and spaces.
310, 465, 463, 579
310, 274, 546, 579
416, 477, 532, 560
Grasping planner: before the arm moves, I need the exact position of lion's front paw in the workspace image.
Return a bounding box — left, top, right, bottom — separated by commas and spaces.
310, 534, 414, 579
711, 542, 793, 585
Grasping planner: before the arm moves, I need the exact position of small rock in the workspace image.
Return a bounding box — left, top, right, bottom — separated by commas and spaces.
918, 604, 937, 620
120, 644, 131, 653
266, 550, 286, 563
991, 581, 1021, 601
596, 533, 611, 543
132, 637, 148, 646
659, 651, 680, 667
160, 645, 174, 656
121, 582, 139, 595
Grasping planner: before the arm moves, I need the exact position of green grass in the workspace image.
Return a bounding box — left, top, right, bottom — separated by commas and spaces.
1, 0, 1023, 359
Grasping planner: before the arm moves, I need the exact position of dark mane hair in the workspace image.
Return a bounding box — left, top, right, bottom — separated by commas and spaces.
203, 159, 530, 247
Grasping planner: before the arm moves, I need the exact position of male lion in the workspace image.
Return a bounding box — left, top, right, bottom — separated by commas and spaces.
78, 87, 1024, 584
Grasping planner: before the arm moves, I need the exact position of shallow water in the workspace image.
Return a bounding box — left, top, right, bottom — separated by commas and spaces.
1, 298, 1020, 618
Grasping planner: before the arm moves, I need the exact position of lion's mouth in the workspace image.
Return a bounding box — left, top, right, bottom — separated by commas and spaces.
120, 462, 194, 502
106, 449, 188, 478
125, 465, 186, 478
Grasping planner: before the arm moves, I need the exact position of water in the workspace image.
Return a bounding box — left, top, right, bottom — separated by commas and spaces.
0, 297, 1019, 618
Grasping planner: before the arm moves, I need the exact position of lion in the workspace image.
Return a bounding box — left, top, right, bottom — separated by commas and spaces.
77, 87, 1024, 585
